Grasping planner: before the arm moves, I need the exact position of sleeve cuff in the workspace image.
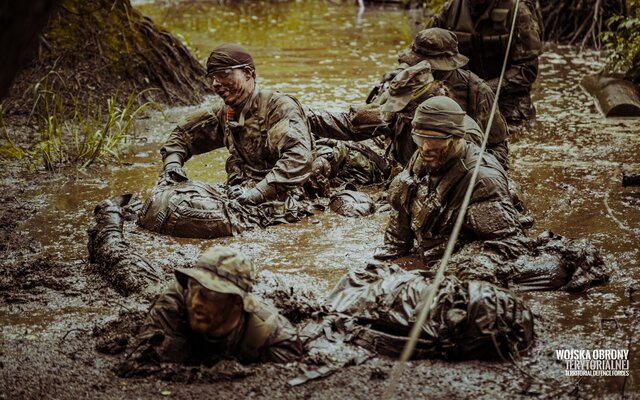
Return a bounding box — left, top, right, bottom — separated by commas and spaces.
163, 153, 183, 168
255, 180, 277, 200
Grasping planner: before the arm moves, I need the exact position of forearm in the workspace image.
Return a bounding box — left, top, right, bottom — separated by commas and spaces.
160, 108, 224, 168
383, 210, 414, 250
307, 106, 390, 142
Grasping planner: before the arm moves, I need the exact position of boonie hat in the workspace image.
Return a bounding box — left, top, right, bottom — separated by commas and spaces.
175, 246, 258, 310
381, 60, 435, 113
398, 28, 469, 71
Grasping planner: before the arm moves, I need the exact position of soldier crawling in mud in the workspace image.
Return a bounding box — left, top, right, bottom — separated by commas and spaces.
117, 246, 303, 374
374, 95, 522, 261
427, 0, 543, 126
308, 28, 510, 171
160, 43, 313, 205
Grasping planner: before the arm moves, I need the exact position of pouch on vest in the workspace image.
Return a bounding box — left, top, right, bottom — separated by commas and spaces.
138, 181, 242, 239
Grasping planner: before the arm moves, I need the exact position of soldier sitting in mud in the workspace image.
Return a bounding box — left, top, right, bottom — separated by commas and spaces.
374, 95, 521, 261
160, 43, 314, 206
117, 246, 303, 375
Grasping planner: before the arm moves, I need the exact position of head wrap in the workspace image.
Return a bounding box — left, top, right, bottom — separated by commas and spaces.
206, 44, 255, 75
412, 96, 466, 138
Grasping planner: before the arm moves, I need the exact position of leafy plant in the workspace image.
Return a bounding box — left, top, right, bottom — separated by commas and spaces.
602, 0, 640, 83
0, 106, 29, 160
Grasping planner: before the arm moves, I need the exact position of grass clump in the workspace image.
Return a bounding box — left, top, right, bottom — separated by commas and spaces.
0, 72, 162, 171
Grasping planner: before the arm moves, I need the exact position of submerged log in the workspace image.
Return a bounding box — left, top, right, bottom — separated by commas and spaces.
581, 74, 640, 117
623, 172, 640, 187
4, 0, 209, 115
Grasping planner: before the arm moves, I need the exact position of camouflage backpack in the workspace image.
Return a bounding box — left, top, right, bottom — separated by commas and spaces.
138, 181, 248, 239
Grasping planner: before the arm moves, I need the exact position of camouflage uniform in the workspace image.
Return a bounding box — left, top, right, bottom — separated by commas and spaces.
381, 140, 523, 261
161, 84, 314, 199
307, 84, 505, 169
308, 32, 510, 169
428, 0, 543, 123
126, 246, 303, 365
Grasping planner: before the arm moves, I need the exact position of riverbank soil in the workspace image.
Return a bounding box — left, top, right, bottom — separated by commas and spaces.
1, 1, 639, 398
2, 0, 209, 119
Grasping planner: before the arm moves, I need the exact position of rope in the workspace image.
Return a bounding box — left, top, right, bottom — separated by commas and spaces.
380, 1, 521, 398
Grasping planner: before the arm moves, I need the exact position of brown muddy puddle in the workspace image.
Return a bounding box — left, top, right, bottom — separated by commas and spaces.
7, 0, 640, 395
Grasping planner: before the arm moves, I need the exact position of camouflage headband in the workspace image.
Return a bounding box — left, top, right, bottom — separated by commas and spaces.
206, 44, 255, 74
412, 96, 466, 138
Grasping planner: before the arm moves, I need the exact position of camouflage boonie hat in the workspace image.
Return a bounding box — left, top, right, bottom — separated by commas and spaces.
398, 28, 469, 71
381, 60, 434, 113
175, 246, 258, 310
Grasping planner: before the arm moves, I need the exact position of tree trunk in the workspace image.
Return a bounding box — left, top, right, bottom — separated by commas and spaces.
3, 0, 209, 115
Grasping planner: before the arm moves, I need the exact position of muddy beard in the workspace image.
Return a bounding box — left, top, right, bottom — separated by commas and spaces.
422, 140, 458, 176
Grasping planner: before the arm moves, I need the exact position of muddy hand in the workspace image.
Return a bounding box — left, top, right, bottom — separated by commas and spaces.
161, 163, 188, 184
373, 244, 410, 260
228, 186, 263, 205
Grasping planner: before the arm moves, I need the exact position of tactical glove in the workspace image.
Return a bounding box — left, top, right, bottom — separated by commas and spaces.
228, 186, 265, 205
373, 244, 410, 260
161, 162, 188, 184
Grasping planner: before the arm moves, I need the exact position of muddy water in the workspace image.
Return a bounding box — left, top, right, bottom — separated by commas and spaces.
12, 0, 640, 394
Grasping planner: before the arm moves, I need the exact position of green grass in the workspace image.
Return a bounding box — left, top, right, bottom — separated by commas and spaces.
0, 72, 163, 171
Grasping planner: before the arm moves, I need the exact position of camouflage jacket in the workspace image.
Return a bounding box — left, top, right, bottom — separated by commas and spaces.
429, 0, 543, 121
161, 84, 314, 195
129, 280, 303, 365
384, 141, 522, 260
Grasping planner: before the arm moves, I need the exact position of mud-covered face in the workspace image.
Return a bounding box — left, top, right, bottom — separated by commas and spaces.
186, 279, 243, 337
412, 129, 459, 173
208, 66, 254, 107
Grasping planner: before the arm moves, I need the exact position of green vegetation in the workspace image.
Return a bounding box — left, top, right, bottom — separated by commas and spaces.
0, 72, 162, 171
602, 0, 640, 83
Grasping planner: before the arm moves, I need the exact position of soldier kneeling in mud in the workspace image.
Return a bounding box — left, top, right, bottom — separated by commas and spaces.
160, 43, 313, 206
116, 246, 303, 375
373, 95, 609, 292
374, 95, 520, 261
136, 43, 320, 238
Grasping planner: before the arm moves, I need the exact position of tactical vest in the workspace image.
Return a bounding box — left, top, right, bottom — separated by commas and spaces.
443, 0, 516, 80
222, 88, 310, 182
398, 145, 487, 253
